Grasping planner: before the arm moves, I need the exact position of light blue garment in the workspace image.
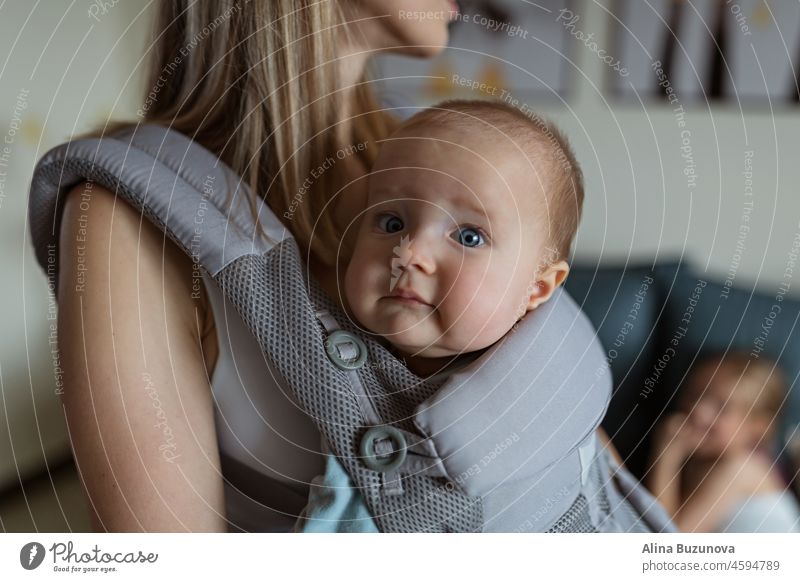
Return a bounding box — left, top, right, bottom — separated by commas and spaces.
294, 440, 379, 533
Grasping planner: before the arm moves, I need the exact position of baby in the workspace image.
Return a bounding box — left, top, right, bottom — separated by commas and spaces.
343, 99, 584, 379
296, 99, 588, 532
647, 351, 800, 532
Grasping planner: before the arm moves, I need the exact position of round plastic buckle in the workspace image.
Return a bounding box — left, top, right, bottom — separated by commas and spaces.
325, 330, 368, 371
360, 426, 408, 473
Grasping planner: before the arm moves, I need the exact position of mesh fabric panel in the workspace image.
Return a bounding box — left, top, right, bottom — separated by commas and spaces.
215, 243, 483, 532
546, 494, 597, 533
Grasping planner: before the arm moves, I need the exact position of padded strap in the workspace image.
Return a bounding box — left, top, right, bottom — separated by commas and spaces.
28, 124, 288, 281
414, 285, 612, 497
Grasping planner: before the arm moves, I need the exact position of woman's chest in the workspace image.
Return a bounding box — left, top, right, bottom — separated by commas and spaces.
203, 273, 326, 484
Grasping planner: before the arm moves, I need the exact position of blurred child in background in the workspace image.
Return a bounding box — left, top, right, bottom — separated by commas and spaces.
647, 352, 800, 532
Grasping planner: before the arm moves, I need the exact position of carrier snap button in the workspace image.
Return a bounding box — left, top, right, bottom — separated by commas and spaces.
325, 330, 367, 370
360, 426, 407, 473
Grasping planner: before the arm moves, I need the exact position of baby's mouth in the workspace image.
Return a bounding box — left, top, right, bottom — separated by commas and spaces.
385, 295, 431, 308
385, 287, 433, 308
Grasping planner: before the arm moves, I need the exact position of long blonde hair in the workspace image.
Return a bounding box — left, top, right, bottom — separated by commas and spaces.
97, 0, 397, 266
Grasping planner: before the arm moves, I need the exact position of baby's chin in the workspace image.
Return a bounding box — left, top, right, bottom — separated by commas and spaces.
366, 319, 435, 354
370, 320, 483, 361
357, 309, 441, 356
354, 298, 498, 357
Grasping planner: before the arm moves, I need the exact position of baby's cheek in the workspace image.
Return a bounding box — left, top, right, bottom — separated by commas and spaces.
444, 287, 517, 348
348, 255, 385, 307
344, 262, 367, 309
451, 272, 509, 322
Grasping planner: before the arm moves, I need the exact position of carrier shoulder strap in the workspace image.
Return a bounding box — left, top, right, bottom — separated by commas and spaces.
29, 123, 284, 283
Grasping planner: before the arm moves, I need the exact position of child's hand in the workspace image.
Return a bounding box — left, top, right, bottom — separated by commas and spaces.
648, 411, 706, 517
652, 412, 705, 463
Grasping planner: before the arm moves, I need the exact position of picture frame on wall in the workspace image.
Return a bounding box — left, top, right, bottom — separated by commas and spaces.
610, 0, 800, 105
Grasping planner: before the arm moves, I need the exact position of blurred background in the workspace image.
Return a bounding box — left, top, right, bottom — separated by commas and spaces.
1, 0, 799, 531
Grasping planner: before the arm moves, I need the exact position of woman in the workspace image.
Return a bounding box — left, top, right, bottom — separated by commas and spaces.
47, 0, 461, 532
34, 1, 664, 533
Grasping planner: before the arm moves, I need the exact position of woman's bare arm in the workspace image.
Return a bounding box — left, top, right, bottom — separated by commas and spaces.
57, 181, 225, 531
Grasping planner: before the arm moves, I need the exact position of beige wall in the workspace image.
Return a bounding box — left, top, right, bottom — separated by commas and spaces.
542, 1, 800, 299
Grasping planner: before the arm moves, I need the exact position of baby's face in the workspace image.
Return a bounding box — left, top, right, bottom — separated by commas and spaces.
344, 125, 554, 359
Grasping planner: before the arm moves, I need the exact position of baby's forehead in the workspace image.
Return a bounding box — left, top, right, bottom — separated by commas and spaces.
374, 138, 535, 202
376, 123, 553, 197
371, 118, 556, 229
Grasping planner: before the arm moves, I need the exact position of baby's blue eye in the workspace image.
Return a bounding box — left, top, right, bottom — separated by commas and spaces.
453, 227, 485, 248
378, 214, 404, 234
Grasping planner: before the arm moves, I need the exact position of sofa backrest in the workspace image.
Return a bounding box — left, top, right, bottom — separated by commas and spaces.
565, 260, 800, 478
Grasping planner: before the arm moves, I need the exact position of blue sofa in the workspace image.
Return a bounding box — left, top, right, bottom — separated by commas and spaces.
564, 259, 800, 479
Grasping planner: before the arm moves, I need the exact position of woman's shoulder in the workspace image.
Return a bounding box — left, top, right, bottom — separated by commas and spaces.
61, 180, 208, 310
59, 180, 218, 368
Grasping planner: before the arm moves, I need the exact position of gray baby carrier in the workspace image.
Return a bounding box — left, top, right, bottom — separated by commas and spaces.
28, 124, 677, 533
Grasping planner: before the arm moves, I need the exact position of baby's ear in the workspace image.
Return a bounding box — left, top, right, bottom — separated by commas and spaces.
526, 260, 570, 311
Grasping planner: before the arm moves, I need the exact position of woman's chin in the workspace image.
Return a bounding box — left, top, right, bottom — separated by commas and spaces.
387, 30, 450, 59
405, 42, 448, 59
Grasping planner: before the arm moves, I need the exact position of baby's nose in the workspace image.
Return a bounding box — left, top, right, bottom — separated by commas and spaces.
399, 235, 436, 274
